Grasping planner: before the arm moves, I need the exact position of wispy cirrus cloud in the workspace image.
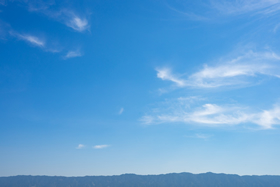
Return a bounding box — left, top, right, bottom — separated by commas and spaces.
141, 97, 280, 129
156, 68, 186, 87
166, 0, 280, 22
9, 31, 45, 47
157, 51, 280, 89
33, 9, 90, 32
185, 133, 213, 140
64, 14, 89, 32
6, 1, 90, 32
93, 145, 110, 149
76, 144, 85, 149
119, 108, 124, 115
27, 3, 90, 32
64, 49, 83, 59
210, 0, 280, 15
9, 31, 62, 53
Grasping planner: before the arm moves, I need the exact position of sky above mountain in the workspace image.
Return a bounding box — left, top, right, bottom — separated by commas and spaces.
1, 0, 280, 176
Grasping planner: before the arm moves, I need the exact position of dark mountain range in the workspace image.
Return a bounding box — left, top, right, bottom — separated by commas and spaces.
1, 172, 280, 187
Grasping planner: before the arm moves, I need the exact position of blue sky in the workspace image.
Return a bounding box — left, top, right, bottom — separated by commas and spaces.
1, 0, 280, 176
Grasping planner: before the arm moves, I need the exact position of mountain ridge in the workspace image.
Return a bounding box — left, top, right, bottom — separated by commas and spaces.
1, 172, 280, 187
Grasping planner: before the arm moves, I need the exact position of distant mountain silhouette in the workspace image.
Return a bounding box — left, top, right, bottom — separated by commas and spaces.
1, 172, 280, 187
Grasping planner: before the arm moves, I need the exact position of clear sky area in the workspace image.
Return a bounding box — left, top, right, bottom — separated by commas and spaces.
1, 0, 280, 177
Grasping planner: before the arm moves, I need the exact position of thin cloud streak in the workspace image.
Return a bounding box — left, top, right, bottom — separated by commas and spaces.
156, 51, 280, 89
156, 68, 186, 87
166, 0, 280, 22
141, 98, 280, 129
119, 108, 124, 115
13, 1, 90, 32
210, 0, 280, 15
65, 15, 89, 32
10, 31, 45, 47
42, 9, 90, 32
93, 145, 110, 149
9, 30, 62, 52
32, 7, 90, 32
185, 133, 213, 139
76, 144, 85, 149
64, 50, 83, 59
165, 2, 209, 21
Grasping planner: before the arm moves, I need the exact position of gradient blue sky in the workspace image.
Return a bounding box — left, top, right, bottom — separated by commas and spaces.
1, 0, 280, 177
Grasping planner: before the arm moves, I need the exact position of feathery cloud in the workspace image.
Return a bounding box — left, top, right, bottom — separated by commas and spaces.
65, 15, 89, 32
141, 97, 280, 129
64, 50, 83, 59
156, 51, 280, 89
76, 144, 85, 149
166, 0, 280, 22
10, 31, 45, 47
93, 145, 110, 149
210, 0, 280, 15
30, 6, 90, 32
186, 133, 213, 139
10, 1, 90, 32
119, 108, 124, 115
254, 105, 280, 129
156, 68, 186, 87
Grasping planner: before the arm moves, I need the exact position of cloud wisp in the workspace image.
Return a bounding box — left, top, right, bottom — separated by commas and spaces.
185, 133, 213, 140
10, 31, 45, 47
64, 14, 89, 32
93, 145, 110, 149
9, 30, 62, 52
167, 0, 280, 21
156, 51, 280, 89
141, 97, 280, 129
10, 0, 90, 32
30, 7, 90, 32
210, 0, 280, 16
142, 96, 280, 129
64, 49, 83, 59
76, 144, 85, 149
119, 108, 124, 115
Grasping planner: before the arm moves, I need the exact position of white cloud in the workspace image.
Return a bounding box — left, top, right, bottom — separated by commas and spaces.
156, 68, 186, 87
254, 105, 280, 129
195, 133, 212, 139
148, 103, 250, 126
8, 30, 63, 53
24, 0, 55, 12
140, 115, 154, 124
33, 8, 90, 32
64, 50, 83, 59
14, 1, 90, 32
119, 108, 124, 115
21, 35, 45, 47
166, 0, 280, 22
10, 32, 45, 47
93, 145, 110, 149
157, 51, 280, 89
186, 133, 213, 139
210, 0, 280, 15
76, 144, 85, 149
65, 15, 89, 32
141, 97, 280, 129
